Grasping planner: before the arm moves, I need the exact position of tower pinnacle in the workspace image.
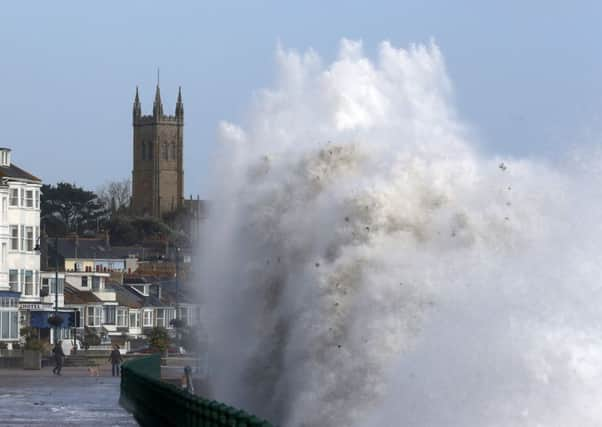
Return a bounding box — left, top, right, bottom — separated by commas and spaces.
133, 86, 141, 121
153, 84, 163, 117
176, 86, 184, 119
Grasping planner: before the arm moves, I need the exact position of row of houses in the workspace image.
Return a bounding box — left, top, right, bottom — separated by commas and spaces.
0, 147, 200, 352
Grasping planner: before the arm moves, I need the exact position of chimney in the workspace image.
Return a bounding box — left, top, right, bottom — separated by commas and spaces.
0, 148, 11, 167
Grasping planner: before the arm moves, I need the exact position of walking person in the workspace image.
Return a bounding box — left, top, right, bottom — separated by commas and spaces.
52, 340, 65, 375
109, 344, 123, 377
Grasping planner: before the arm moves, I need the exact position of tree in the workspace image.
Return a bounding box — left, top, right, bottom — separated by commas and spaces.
148, 327, 170, 353
97, 179, 131, 214
41, 182, 109, 235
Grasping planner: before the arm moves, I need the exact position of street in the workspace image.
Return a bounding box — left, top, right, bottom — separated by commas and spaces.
0, 365, 137, 426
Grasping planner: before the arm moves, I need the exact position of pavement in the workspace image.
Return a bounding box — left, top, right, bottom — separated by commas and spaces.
0, 364, 137, 426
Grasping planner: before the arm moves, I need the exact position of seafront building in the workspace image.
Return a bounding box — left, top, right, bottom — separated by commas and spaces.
0, 147, 43, 346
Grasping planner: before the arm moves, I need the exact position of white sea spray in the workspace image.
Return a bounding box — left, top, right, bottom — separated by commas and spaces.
199, 39, 602, 427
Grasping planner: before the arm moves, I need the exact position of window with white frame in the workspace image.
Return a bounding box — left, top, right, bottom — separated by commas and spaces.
35, 190, 40, 209
23, 270, 33, 296
25, 227, 33, 251
87, 306, 102, 326
9, 226, 18, 250
155, 308, 165, 327
166, 308, 176, 328
0, 309, 19, 340
92, 276, 100, 291
116, 308, 128, 327
25, 190, 33, 208
103, 306, 116, 325
9, 189, 18, 206
20, 225, 25, 251
129, 311, 140, 328
20, 189, 24, 206
8, 270, 18, 292
143, 310, 153, 327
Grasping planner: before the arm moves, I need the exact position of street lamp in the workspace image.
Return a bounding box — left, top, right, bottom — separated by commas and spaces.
35, 235, 61, 345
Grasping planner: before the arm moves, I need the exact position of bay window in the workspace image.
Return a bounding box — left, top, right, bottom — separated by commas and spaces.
87, 306, 102, 326
116, 308, 128, 327
143, 310, 153, 327
156, 309, 165, 327
103, 306, 116, 325
166, 308, 176, 328
129, 311, 140, 328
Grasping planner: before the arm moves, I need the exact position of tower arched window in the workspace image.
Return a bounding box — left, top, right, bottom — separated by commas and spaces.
170, 143, 176, 160
162, 143, 169, 160
148, 142, 153, 160
141, 142, 147, 160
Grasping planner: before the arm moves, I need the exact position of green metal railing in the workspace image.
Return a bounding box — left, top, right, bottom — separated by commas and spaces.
120, 354, 273, 427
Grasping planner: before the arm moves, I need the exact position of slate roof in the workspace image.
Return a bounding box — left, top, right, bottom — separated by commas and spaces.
50, 237, 145, 260
108, 283, 143, 309
63, 282, 103, 305
0, 163, 41, 182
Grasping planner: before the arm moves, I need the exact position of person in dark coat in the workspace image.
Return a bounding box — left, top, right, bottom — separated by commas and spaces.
109, 344, 123, 377
52, 341, 65, 375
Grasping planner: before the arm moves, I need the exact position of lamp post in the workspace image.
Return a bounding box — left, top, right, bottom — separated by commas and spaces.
54, 235, 59, 345
175, 247, 180, 321
35, 235, 62, 345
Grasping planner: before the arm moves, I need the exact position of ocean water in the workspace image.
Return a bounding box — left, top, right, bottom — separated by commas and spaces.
198, 39, 602, 427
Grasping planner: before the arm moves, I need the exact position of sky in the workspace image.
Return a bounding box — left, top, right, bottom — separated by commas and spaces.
2, 1, 602, 197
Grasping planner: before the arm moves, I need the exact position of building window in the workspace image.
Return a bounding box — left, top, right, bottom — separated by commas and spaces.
103, 306, 116, 325
81, 276, 88, 287
9, 270, 18, 292
170, 143, 176, 160
25, 190, 33, 208
143, 310, 153, 327
35, 190, 39, 209
87, 306, 102, 326
161, 143, 168, 160
9, 189, 18, 206
20, 226, 25, 251
129, 311, 140, 328
117, 308, 128, 327
0, 310, 18, 340
156, 309, 165, 327
24, 270, 33, 296
42, 277, 64, 295
20, 189, 24, 206
166, 308, 176, 328
25, 227, 33, 251
9, 226, 18, 250
92, 276, 100, 291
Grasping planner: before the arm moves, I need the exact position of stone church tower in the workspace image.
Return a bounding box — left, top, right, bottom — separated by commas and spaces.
131, 85, 184, 217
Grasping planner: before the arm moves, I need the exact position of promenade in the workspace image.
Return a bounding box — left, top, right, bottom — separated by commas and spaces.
0, 364, 137, 426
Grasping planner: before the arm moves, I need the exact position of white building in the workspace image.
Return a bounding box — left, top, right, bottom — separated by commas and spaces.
0, 148, 42, 346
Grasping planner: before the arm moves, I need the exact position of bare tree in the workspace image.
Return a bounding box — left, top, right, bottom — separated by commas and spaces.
97, 178, 131, 213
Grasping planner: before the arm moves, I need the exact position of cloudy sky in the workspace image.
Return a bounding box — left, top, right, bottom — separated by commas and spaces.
2, 1, 601, 196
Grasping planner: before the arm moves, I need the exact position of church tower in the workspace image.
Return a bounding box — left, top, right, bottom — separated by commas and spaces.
131, 85, 184, 217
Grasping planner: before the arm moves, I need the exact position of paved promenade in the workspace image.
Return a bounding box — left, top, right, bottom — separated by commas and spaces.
0, 365, 137, 426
